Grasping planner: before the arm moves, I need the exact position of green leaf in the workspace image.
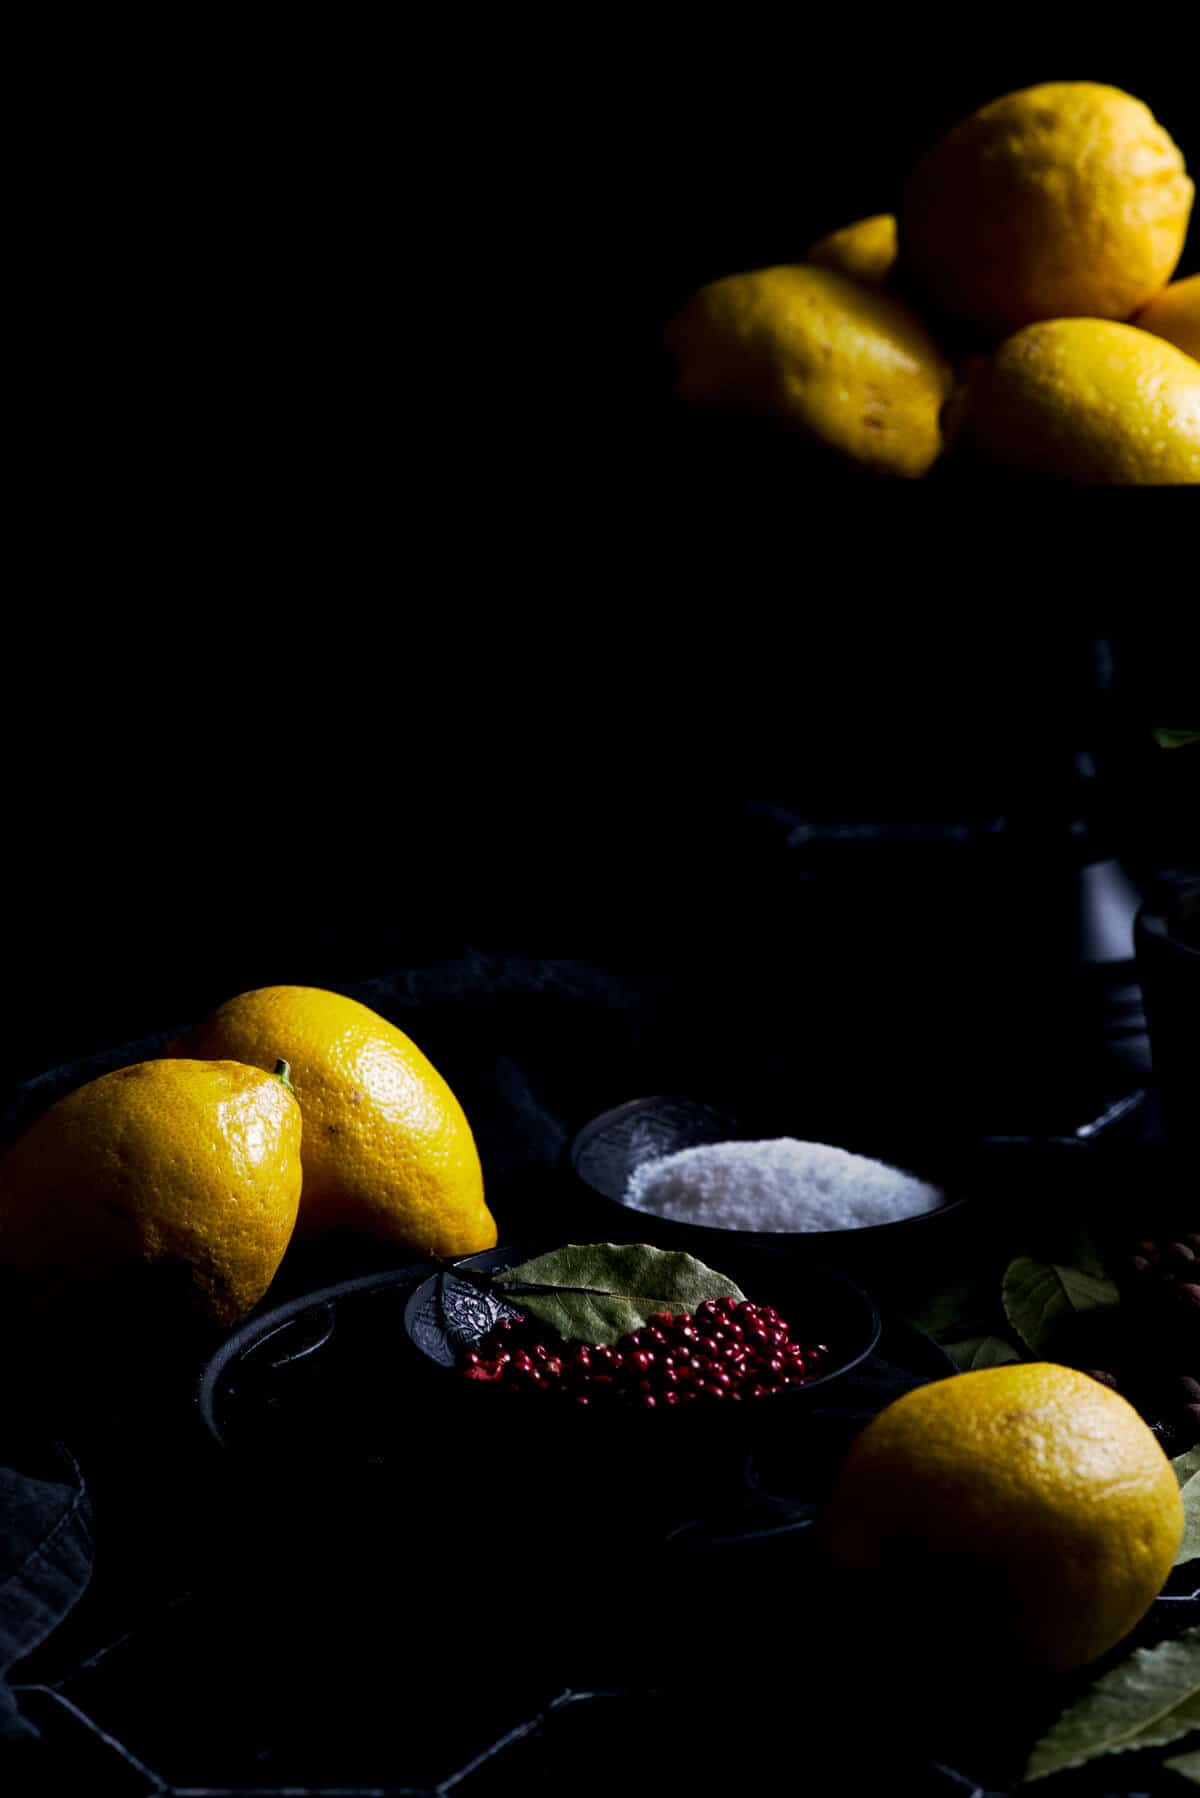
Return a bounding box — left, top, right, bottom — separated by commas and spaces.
1175, 1446, 1200, 1490
1166, 1746, 1200, 1783
1153, 728, 1200, 750
1024, 1628, 1200, 1782
493, 1243, 745, 1345
944, 1334, 1021, 1371
1174, 1445, 1200, 1567
1002, 1257, 1120, 1356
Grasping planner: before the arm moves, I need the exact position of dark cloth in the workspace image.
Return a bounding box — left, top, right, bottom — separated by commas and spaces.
0, 1447, 92, 1741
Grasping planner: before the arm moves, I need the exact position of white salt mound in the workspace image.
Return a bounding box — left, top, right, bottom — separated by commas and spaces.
624, 1138, 943, 1233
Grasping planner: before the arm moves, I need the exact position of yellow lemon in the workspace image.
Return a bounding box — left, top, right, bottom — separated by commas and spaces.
820, 1364, 1183, 1672
955, 317, 1200, 483
806, 214, 898, 287
665, 263, 952, 477
900, 82, 1193, 339
176, 986, 496, 1257
1134, 275, 1200, 362
0, 1059, 303, 1326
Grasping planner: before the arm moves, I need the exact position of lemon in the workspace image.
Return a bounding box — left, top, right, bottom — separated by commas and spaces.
1134, 275, 1200, 362
0, 1059, 302, 1326
665, 264, 952, 478
900, 82, 1193, 339
954, 317, 1200, 483
176, 986, 497, 1257
820, 1364, 1183, 1671
807, 214, 898, 288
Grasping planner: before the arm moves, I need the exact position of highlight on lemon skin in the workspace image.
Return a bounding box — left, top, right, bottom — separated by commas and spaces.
953, 318, 1200, 485
1133, 275, 1200, 362
806, 214, 898, 288
900, 82, 1194, 340
664, 262, 953, 478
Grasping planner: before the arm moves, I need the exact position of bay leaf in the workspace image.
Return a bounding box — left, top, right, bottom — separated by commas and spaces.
493, 1243, 745, 1345
1024, 1628, 1200, 1782
1165, 1746, 1200, 1783
1002, 1257, 1120, 1357
1174, 1446, 1200, 1567
944, 1334, 1020, 1371
1154, 729, 1200, 750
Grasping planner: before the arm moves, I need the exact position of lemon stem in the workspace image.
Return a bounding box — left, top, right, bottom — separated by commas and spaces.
273, 1059, 293, 1092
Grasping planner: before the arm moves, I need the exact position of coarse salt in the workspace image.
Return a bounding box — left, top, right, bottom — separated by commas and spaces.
624, 1138, 943, 1233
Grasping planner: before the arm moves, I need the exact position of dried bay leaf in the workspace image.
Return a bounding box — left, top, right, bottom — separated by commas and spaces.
1174, 1445, 1200, 1567
494, 1242, 745, 1345
1024, 1628, 1200, 1782
1002, 1257, 1120, 1357
1165, 1745, 1200, 1783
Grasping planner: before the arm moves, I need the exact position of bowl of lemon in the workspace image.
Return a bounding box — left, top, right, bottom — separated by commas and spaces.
664, 81, 1198, 485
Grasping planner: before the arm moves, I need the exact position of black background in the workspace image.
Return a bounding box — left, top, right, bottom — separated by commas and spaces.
8, 23, 1199, 1089
3, 34, 1199, 1790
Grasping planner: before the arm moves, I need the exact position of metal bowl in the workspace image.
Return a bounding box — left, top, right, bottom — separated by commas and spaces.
568, 1095, 974, 1289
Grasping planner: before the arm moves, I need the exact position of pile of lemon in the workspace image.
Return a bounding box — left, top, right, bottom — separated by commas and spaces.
666, 82, 1199, 483
0, 987, 498, 1328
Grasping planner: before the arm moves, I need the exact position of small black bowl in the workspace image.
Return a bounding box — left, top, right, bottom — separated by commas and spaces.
568, 1096, 973, 1292
196, 1261, 437, 1465
401, 1242, 881, 1530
